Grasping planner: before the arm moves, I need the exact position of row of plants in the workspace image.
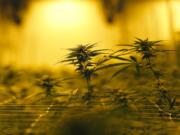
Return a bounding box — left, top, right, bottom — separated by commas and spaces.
0, 38, 176, 115
0, 38, 179, 134
59, 38, 176, 109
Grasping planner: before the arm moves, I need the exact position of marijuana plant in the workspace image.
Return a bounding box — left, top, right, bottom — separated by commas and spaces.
109, 38, 170, 84
110, 38, 176, 118
36, 75, 66, 97
61, 44, 108, 99
157, 89, 176, 110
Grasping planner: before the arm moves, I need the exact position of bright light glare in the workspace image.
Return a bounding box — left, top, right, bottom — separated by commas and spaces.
171, 1, 180, 30
36, 1, 87, 29
22, 0, 120, 66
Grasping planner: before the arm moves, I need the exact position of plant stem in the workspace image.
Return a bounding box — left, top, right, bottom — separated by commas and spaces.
86, 78, 92, 93
46, 88, 51, 96
147, 58, 161, 88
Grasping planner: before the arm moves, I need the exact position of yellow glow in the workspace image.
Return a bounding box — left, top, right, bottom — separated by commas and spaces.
38, 1, 87, 28
20, 1, 120, 66
171, 1, 180, 30
2, 1, 180, 67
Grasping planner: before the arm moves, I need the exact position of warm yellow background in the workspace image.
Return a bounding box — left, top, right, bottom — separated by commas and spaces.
0, 0, 180, 67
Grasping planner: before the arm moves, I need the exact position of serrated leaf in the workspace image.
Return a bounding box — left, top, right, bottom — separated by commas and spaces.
111, 65, 131, 78
110, 56, 131, 62
117, 44, 134, 47
95, 63, 130, 71
130, 56, 137, 62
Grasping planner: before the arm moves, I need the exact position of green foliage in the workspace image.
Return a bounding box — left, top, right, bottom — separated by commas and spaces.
108, 38, 176, 114
36, 75, 66, 96
157, 89, 176, 110
113, 90, 129, 107
61, 43, 109, 96
96, 54, 141, 78
0, 62, 179, 134
62, 44, 106, 79
115, 38, 165, 57
107, 38, 169, 81
0, 38, 178, 134
1, 66, 20, 86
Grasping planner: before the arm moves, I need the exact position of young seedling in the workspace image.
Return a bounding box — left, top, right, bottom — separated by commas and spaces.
157, 89, 176, 110
61, 43, 108, 101
36, 75, 66, 97
113, 90, 129, 107
27, 76, 69, 133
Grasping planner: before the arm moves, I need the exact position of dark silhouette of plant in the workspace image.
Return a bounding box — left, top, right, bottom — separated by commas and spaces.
107, 38, 177, 120
95, 54, 141, 79
157, 89, 176, 110
0, 66, 19, 104
1, 66, 20, 87
132, 38, 164, 87
61, 44, 109, 100
113, 91, 129, 107
108, 38, 171, 85
36, 75, 66, 97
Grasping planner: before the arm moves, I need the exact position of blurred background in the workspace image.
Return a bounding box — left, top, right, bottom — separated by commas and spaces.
0, 0, 180, 67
